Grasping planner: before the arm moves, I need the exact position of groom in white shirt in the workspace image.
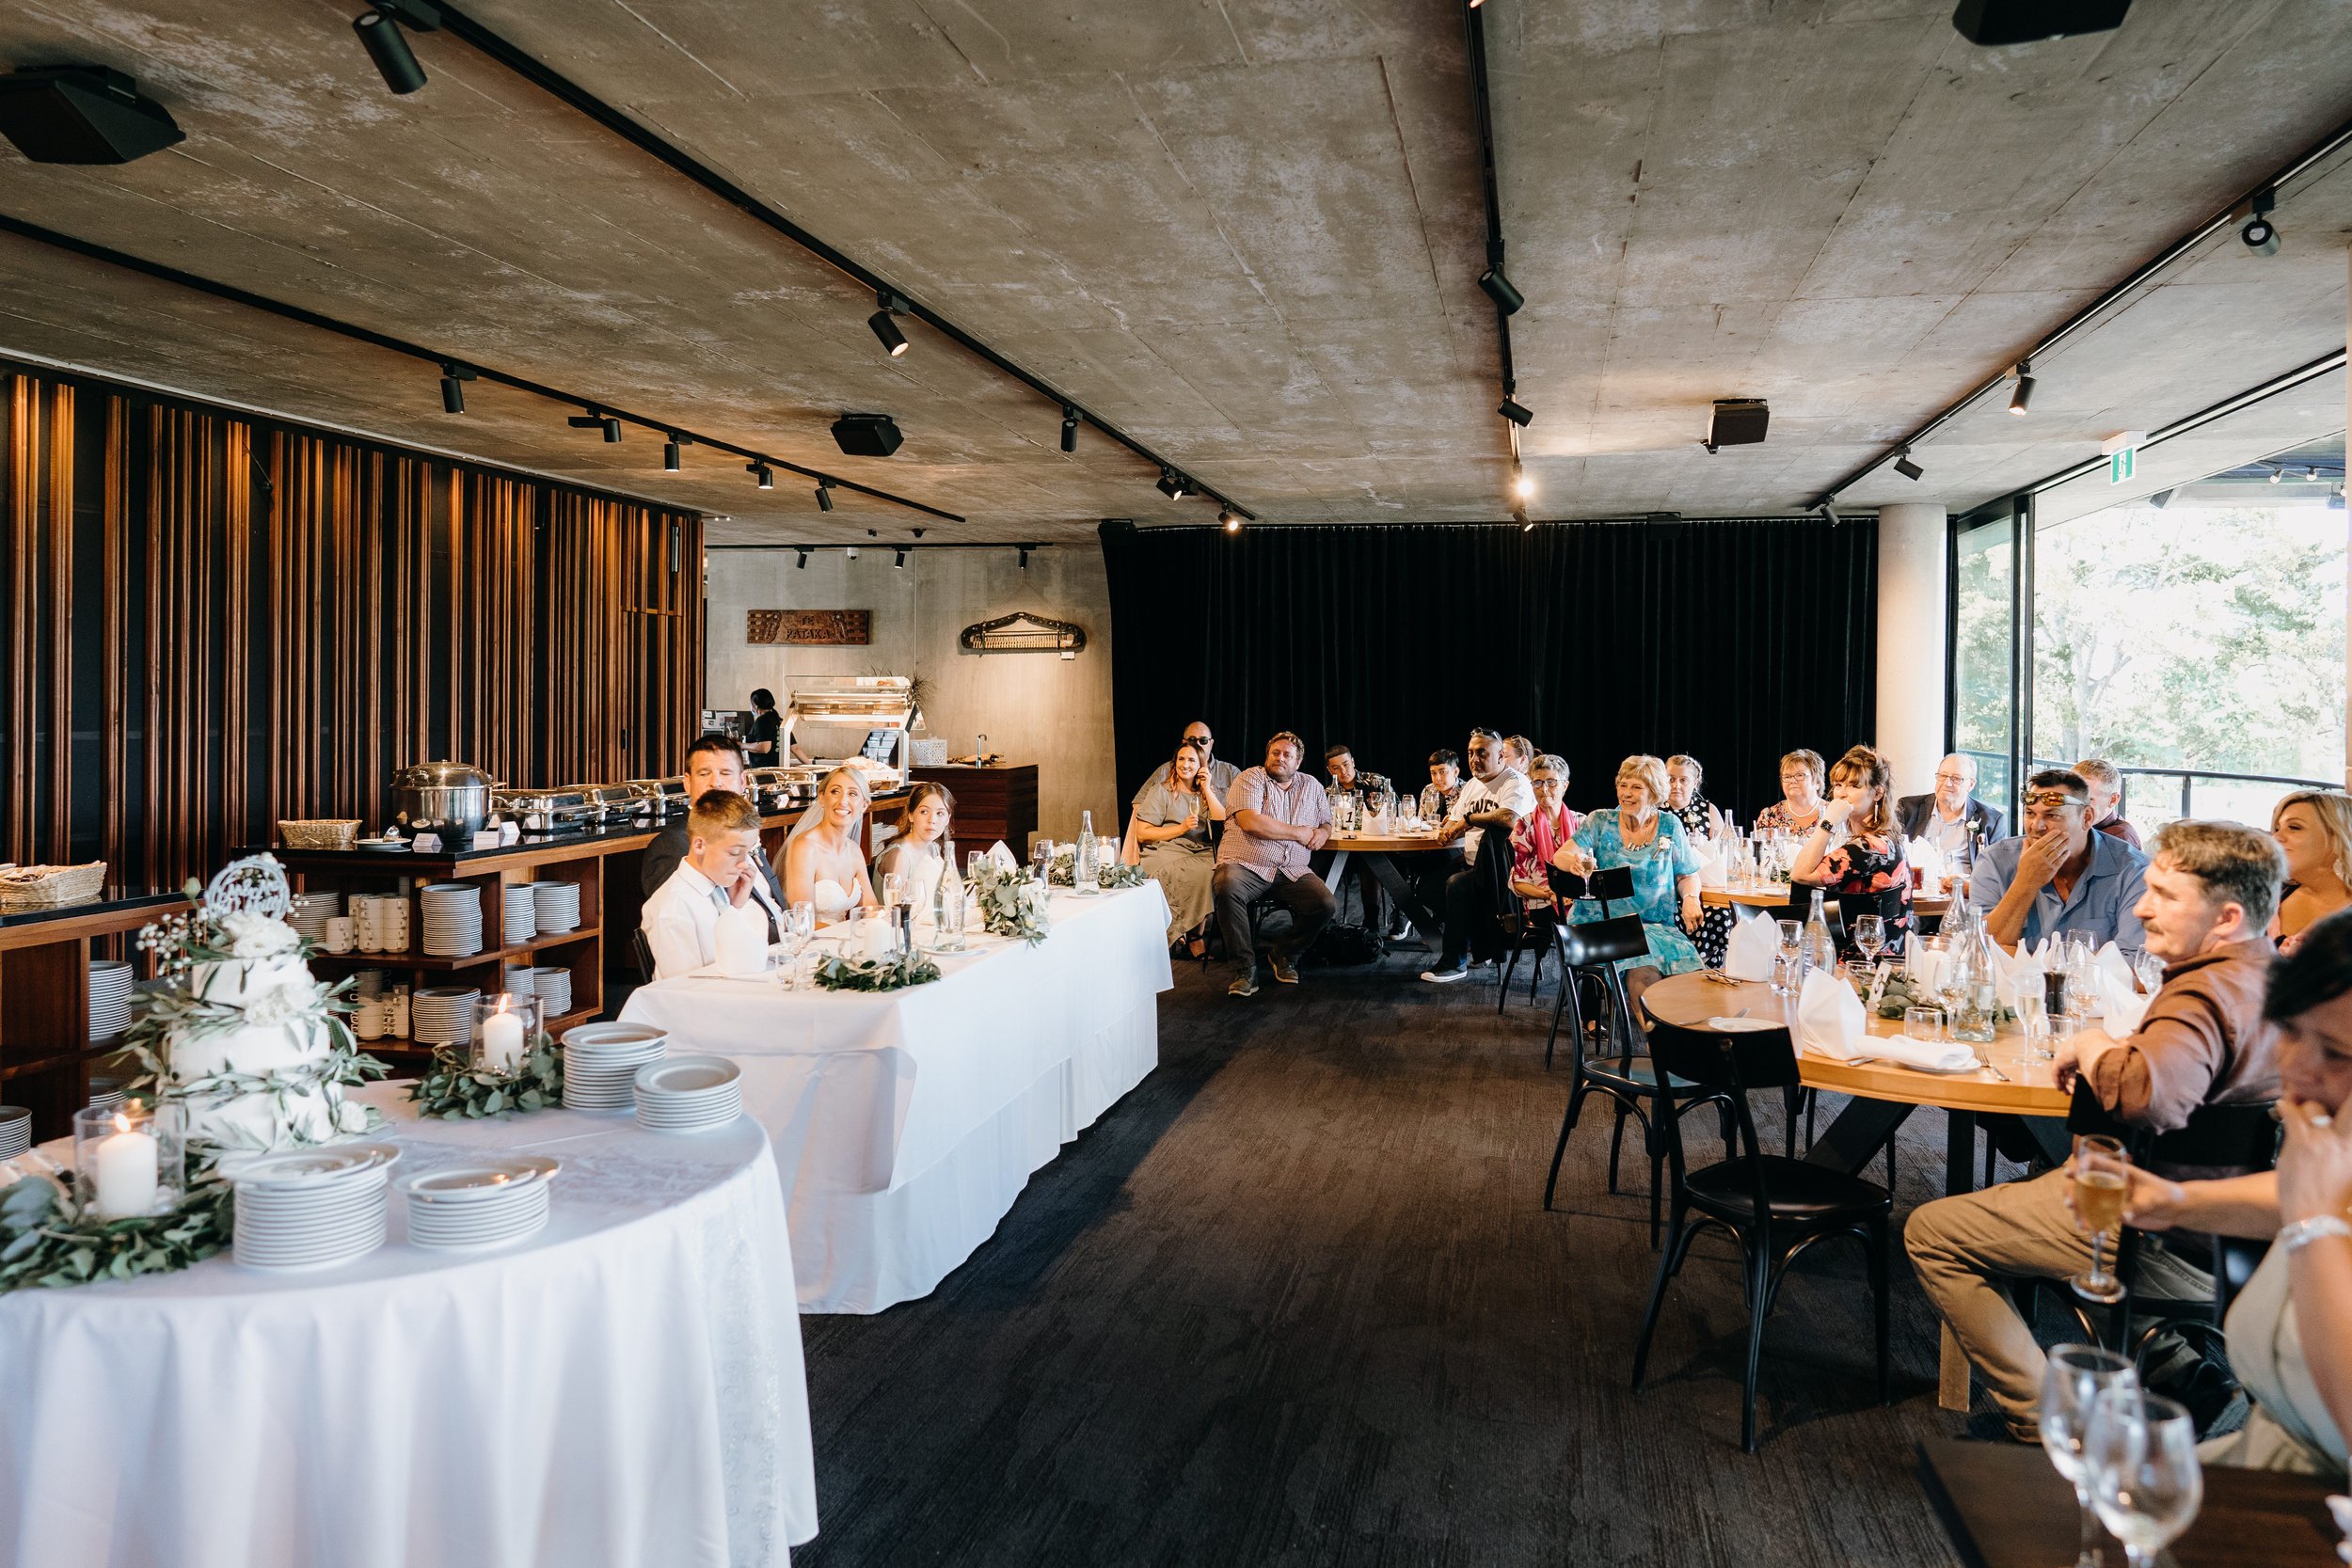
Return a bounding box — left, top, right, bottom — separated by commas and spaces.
641, 791, 785, 980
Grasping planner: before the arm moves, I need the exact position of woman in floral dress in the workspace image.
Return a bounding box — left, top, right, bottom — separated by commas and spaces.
1755, 748, 1827, 836
1789, 744, 1912, 962
1664, 753, 1734, 968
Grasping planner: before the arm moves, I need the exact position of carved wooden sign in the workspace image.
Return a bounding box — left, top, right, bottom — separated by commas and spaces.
748, 610, 870, 646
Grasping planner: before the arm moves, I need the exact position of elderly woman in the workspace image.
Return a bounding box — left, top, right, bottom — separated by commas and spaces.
1665, 753, 1735, 967
1550, 754, 1705, 1006
1756, 748, 1827, 835
1508, 754, 1581, 912
781, 766, 880, 922
873, 780, 955, 912
1789, 743, 1912, 961
1125, 738, 1224, 952
2272, 790, 2352, 954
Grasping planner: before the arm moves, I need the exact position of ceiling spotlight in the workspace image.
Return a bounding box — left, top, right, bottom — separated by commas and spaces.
748, 462, 773, 490
352, 5, 439, 97
0, 67, 185, 165
2331, 486, 2345, 512
2307, 466, 2323, 482
2269, 467, 2283, 483
2241, 187, 2280, 258
867, 292, 910, 357
437, 361, 472, 414
1893, 450, 1924, 482
1218, 508, 1243, 532
1477, 267, 1524, 315
1510, 467, 1535, 502
893, 546, 909, 569
2009, 363, 2035, 416
815, 480, 834, 513
794, 546, 811, 570
1815, 501, 1840, 523
1156, 469, 1192, 499
567, 409, 622, 442
845, 546, 859, 562
1498, 397, 1534, 427
662, 435, 683, 472
1060, 406, 1079, 453
1017, 546, 1032, 569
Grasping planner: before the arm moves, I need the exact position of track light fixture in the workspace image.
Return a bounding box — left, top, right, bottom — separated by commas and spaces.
662, 433, 689, 472
1218, 508, 1243, 533
568, 408, 622, 442
2009, 363, 2035, 416
437, 360, 473, 414
2241, 186, 2280, 257
815, 480, 834, 513
1017, 546, 1032, 569
2331, 486, 2345, 513
795, 546, 811, 569
1060, 406, 1078, 453
2269, 467, 2283, 483
748, 462, 773, 490
1816, 501, 1840, 523
1517, 509, 1534, 532
845, 546, 859, 562
1156, 468, 1192, 500
1893, 449, 1924, 482
1498, 397, 1533, 427
893, 546, 909, 569
867, 292, 911, 356
1476, 266, 1524, 315
353, 3, 439, 97
1510, 467, 1534, 502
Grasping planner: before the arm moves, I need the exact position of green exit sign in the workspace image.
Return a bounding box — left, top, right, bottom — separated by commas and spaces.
2108, 447, 2135, 484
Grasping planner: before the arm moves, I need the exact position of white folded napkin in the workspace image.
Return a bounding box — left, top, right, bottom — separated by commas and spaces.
2096, 942, 2153, 1034
1724, 910, 1777, 982
1866, 1035, 1983, 1073
1994, 937, 2051, 1010
1907, 942, 1947, 995
1797, 969, 1867, 1059
713, 901, 770, 977
985, 841, 1019, 870
1698, 840, 1727, 889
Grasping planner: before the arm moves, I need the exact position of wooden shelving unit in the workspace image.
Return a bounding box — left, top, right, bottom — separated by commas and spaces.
0, 892, 194, 1141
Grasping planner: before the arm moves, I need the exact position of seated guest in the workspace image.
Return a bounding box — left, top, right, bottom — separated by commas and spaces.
642, 733, 787, 937
1756, 749, 1827, 834
1896, 752, 2004, 861
1548, 754, 1706, 1009
782, 766, 881, 922
2271, 790, 2352, 953
1421, 729, 1535, 983
1213, 732, 1335, 999
1126, 739, 1223, 953
1906, 820, 2284, 1443
1321, 741, 1393, 929
1508, 754, 1581, 912
641, 790, 785, 980
1504, 735, 1538, 775
1419, 748, 1464, 822
1789, 743, 1913, 961
1134, 719, 1240, 805
873, 781, 955, 911
1323, 742, 1391, 806
1970, 768, 2149, 952
2096, 909, 2352, 1473
1665, 753, 1734, 968
2074, 757, 2144, 850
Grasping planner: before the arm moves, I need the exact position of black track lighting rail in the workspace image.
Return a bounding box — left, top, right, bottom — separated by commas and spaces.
1461, 0, 1515, 402
0, 211, 961, 523
423, 4, 1256, 522
1807, 111, 2352, 509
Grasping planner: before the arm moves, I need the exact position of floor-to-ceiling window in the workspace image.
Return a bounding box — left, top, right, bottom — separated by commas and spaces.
1951, 506, 2020, 817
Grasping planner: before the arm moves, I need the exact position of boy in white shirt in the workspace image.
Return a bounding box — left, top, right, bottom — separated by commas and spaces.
640, 791, 781, 980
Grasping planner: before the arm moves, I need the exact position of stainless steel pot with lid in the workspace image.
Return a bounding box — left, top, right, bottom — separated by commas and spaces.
392, 761, 494, 840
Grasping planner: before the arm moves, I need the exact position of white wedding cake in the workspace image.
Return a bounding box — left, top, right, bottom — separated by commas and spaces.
132, 856, 378, 1154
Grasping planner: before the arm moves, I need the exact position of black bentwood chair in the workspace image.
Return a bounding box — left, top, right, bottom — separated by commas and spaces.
1502, 864, 1632, 1015
1629, 1014, 1893, 1452
1542, 913, 1736, 1246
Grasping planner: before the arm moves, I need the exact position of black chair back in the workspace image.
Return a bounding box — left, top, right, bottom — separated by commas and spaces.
1645, 1016, 1801, 1210
1764, 896, 1847, 948
2065, 1079, 2281, 1171
1554, 914, 1648, 970
1544, 863, 1635, 914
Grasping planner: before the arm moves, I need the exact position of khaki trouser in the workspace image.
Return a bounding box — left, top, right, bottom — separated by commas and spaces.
1905, 1168, 2213, 1438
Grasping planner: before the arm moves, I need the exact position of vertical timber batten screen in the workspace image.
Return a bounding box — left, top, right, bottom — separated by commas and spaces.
0, 360, 705, 889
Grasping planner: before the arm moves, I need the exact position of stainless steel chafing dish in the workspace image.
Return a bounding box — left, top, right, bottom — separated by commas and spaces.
782, 676, 915, 793
744, 767, 803, 812
492, 787, 599, 833
619, 778, 690, 817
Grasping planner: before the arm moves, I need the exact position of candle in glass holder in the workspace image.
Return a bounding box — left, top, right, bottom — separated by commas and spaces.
480, 1007, 526, 1073
94, 1115, 160, 1219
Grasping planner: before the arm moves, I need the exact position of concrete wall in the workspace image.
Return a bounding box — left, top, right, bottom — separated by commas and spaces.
703, 545, 1118, 843
1874, 502, 1949, 800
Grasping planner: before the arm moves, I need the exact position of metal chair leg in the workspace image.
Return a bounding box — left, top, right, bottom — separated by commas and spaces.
1740, 1243, 1772, 1453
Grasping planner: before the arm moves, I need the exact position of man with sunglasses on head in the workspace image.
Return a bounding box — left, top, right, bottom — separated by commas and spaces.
1968, 768, 2149, 954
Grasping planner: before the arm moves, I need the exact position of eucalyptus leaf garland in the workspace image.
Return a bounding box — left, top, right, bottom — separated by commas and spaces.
813, 951, 943, 991
406, 1036, 564, 1119
969, 862, 1052, 945
0, 1173, 233, 1293
1046, 849, 1148, 891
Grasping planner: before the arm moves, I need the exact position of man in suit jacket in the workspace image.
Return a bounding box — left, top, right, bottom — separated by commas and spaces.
1895, 752, 2004, 858
641, 733, 787, 936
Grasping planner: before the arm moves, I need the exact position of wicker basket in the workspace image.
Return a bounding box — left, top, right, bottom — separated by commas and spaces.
278, 819, 362, 851
0, 862, 109, 911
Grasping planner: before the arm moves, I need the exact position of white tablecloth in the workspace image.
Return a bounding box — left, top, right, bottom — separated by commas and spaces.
622, 883, 1174, 1313
0, 1085, 817, 1568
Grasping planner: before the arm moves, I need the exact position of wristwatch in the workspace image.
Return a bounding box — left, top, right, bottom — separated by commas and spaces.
2279, 1213, 2352, 1252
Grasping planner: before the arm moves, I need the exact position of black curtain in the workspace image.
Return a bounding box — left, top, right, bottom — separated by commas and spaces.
1101, 517, 1877, 827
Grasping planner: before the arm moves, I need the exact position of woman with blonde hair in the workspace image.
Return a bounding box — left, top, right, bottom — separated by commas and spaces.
2271, 790, 2352, 953
1550, 754, 1706, 1002
782, 766, 880, 922
1756, 748, 1827, 834
1791, 744, 1912, 960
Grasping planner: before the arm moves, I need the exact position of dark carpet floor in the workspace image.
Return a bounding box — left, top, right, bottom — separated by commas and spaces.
793, 950, 2002, 1568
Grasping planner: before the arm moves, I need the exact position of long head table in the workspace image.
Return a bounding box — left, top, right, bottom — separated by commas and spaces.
622, 881, 1175, 1314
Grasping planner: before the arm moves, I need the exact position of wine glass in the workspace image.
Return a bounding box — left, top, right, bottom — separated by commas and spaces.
777, 900, 816, 990
2071, 1134, 2132, 1304
1030, 838, 1055, 879
1772, 918, 1803, 994
2084, 1388, 2202, 1568
2042, 1344, 2141, 1568
1853, 914, 1885, 970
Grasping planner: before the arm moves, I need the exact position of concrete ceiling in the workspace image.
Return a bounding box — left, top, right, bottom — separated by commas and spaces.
0, 0, 2345, 544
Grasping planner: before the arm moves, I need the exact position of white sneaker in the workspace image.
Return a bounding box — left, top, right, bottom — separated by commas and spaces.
1421, 963, 1472, 984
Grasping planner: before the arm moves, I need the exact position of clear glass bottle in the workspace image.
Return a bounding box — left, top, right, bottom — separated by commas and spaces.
1075, 811, 1100, 893
1801, 888, 1837, 979
1947, 900, 1998, 1042
934, 837, 965, 950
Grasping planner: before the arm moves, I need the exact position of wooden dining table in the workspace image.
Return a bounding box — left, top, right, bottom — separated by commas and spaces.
1644, 967, 2071, 1410
1325, 829, 1452, 948
1701, 883, 1953, 919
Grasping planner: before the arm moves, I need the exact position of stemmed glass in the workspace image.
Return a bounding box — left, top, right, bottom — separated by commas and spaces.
2071, 1134, 2132, 1304
775, 899, 816, 990
1030, 838, 1056, 879
2084, 1388, 2202, 1568
1853, 914, 1885, 970
2042, 1344, 2141, 1568
1772, 918, 1803, 994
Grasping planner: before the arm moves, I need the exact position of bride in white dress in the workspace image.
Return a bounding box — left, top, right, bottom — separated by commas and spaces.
781, 767, 880, 923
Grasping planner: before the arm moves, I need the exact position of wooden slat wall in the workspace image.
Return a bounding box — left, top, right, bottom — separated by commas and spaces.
1, 363, 704, 891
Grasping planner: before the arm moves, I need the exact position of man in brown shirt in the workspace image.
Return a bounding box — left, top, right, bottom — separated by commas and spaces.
1906, 819, 2286, 1441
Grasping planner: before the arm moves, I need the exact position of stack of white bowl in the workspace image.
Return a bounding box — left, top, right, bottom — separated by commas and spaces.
532, 881, 580, 933
501, 884, 537, 943
530, 966, 574, 1019
397, 1154, 558, 1251
410, 986, 481, 1046
231, 1144, 399, 1272
288, 892, 341, 945
87, 959, 134, 1041
0, 1106, 28, 1162
633, 1055, 742, 1133
560, 1022, 666, 1110
85, 1076, 125, 1116
420, 884, 483, 957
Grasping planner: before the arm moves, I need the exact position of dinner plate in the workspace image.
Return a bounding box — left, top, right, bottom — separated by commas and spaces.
1851, 1051, 1987, 1075
1706, 1016, 1780, 1033
636, 1056, 739, 1096
233, 1144, 401, 1189
397, 1156, 559, 1202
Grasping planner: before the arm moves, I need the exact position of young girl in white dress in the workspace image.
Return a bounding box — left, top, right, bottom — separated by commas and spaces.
782, 767, 880, 923
872, 782, 955, 911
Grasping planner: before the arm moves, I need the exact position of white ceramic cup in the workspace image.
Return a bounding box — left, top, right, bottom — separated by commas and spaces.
323, 916, 356, 953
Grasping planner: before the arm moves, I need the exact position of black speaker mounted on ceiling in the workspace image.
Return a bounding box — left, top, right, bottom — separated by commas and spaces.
831, 413, 903, 458
1704, 398, 1770, 453
0, 67, 184, 165
1952, 0, 2129, 46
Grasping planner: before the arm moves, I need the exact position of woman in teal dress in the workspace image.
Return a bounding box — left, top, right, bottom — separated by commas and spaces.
1551, 754, 1706, 1006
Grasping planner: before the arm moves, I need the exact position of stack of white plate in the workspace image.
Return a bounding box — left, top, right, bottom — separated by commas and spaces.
420, 883, 483, 957
633, 1055, 742, 1133
502, 966, 535, 996
532, 881, 580, 933
398, 1155, 559, 1251
501, 884, 537, 943
87, 959, 134, 1041
231, 1144, 399, 1272
531, 966, 574, 1019
288, 892, 341, 944
0, 1106, 29, 1162
85, 1076, 125, 1116
561, 1022, 666, 1110
410, 986, 480, 1046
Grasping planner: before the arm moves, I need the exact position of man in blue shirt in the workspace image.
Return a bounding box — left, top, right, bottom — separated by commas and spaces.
1968, 768, 2149, 951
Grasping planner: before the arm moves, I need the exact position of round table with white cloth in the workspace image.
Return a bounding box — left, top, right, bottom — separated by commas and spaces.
0, 1083, 818, 1568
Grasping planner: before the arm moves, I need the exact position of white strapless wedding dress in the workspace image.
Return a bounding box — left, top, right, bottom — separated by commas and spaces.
812, 879, 853, 919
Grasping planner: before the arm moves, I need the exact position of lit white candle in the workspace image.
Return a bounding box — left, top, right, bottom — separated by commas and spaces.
94, 1117, 160, 1219
481, 1008, 526, 1073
